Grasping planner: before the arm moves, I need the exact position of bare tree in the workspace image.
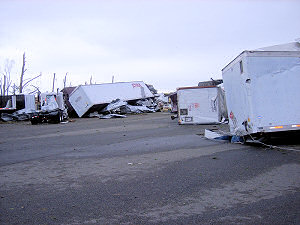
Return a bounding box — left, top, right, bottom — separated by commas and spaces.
12, 83, 17, 95
17, 52, 42, 94
52, 73, 56, 92
19, 52, 27, 94
22, 73, 42, 90
1, 59, 14, 96
63, 72, 68, 89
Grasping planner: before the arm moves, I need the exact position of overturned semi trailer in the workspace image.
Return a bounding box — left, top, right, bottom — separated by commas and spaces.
69, 81, 154, 117
222, 41, 300, 137
177, 86, 228, 124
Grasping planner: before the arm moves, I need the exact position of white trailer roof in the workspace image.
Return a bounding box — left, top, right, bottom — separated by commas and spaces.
70, 81, 153, 103
222, 41, 300, 73
255, 41, 300, 51
222, 50, 300, 73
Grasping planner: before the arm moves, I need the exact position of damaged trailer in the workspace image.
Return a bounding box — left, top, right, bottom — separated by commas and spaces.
222, 43, 300, 137
30, 92, 68, 124
177, 86, 228, 125
69, 81, 154, 117
1, 95, 36, 121
0, 94, 35, 114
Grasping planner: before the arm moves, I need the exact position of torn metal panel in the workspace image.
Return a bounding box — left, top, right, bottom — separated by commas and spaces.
99, 114, 127, 119
101, 99, 128, 113
204, 129, 230, 141
125, 105, 156, 113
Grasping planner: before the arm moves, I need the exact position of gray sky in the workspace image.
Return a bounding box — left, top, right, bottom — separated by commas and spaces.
0, 0, 299, 93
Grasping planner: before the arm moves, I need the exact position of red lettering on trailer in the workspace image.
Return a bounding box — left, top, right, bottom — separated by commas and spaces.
132, 83, 142, 88
229, 111, 234, 119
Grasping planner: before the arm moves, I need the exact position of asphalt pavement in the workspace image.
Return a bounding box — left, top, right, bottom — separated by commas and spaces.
0, 112, 299, 225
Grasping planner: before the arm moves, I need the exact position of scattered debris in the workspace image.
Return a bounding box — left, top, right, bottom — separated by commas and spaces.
101, 99, 128, 113
155, 93, 171, 112
89, 112, 102, 118
0, 92, 68, 125
204, 129, 230, 141
99, 114, 127, 119
1, 109, 35, 122
87, 97, 158, 119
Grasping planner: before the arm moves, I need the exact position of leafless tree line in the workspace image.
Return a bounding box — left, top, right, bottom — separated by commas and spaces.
1, 52, 100, 96
1, 52, 41, 96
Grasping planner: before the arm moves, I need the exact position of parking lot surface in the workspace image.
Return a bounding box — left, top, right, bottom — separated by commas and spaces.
0, 112, 299, 224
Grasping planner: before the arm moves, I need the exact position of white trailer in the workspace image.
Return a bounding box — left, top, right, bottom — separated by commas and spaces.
69, 81, 154, 117
177, 86, 226, 124
222, 48, 300, 136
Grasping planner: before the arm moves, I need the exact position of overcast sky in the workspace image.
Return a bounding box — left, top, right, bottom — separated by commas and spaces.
0, 0, 299, 93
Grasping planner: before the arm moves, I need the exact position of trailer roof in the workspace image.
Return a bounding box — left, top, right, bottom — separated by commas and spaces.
255, 41, 300, 51
177, 86, 217, 91
222, 50, 300, 73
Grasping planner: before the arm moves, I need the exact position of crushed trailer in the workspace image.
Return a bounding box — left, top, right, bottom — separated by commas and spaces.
69, 81, 154, 117
31, 92, 68, 124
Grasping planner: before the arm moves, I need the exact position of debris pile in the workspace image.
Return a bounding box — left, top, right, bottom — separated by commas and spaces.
1, 109, 36, 122
1, 94, 36, 122
30, 92, 68, 124
0, 92, 68, 124
88, 98, 157, 119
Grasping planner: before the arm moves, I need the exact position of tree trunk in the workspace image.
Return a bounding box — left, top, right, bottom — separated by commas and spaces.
19, 52, 26, 93
52, 73, 56, 92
